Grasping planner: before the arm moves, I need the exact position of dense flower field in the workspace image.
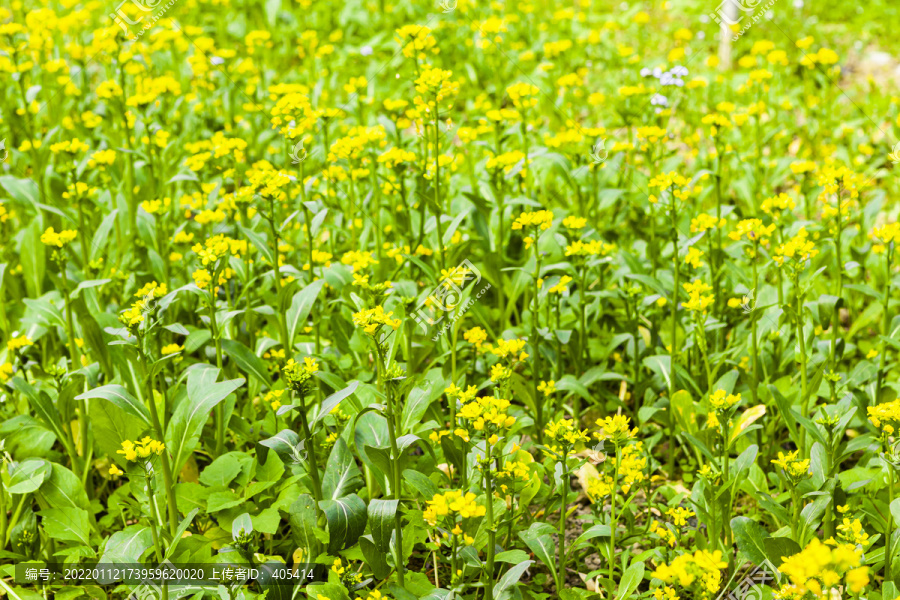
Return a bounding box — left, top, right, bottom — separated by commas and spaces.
2, 0, 900, 598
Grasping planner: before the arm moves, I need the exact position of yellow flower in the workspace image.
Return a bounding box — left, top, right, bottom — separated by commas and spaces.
40, 227, 77, 248
7, 335, 32, 352
116, 437, 165, 462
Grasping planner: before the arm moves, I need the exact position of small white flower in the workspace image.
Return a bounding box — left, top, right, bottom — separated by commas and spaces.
640, 67, 652, 77
360, 45, 373, 56
210, 56, 224, 66
650, 94, 668, 106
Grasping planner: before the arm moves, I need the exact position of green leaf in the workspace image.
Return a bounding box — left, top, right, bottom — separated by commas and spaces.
401, 381, 442, 433
76, 384, 151, 426
518, 522, 556, 574
37, 463, 89, 509
165, 366, 244, 473
99, 525, 153, 565
200, 454, 243, 487
286, 279, 325, 349
731, 516, 769, 565
10, 378, 73, 460
288, 494, 319, 555
763, 536, 801, 567
238, 223, 274, 266
360, 535, 391, 580
367, 498, 398, 555
6, 459, 51, 494
20, 218, 45, 297
322, 438, 363, 500
493, 560, 534, 600
616, 561, 644, 599
39, 507, 91, 546
232, 513, 253, 539
259, 429, 301, 464
402, 469, 437, 500
320, 494, 368, 554
495, 550, 530, 563
311, 381, 360, 429
220, 339, 270, 386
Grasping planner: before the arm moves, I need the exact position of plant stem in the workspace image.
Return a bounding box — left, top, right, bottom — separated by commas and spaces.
609, 444, 620, 583
557, 453, 568, 591
888, 464, 895, 581
483, 439, 496, 600
877, 246, 892, 403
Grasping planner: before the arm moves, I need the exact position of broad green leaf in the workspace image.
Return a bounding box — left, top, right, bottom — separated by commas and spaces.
289, 494, 319, 556
39, 507, 91, 546
763, 536, 801, 567
320, 494, 367, 554
311, 380, 360, 429
98, 525, 153, 565
286, 279, 325, 349
518, 522, 556, 574
6, 459, 51, 494
493, 560, 534, 600
220, 339, 270, 386
367, 498, 398, 554
165, 366, 244, 473
76, 384, 151, 426
322, 437, 363, 500
37, 463, 89, 509
360, 535, 391, 580
731, 516, 769, 565
616, 561, 644, 599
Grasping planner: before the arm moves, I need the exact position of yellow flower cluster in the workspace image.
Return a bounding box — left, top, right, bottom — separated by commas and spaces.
771, 450, 810, 484
867, 399, 900, 433
488, 338, 528, 361
511, 210, 553, 232
681, 280, 714, 313
7, 335, 32, 352
708, 389, 741, 411
871, 222, 900, 253
774, 228, 818, 267
728, 219, 776, 244
690, 214, 725, 233
651, 550, 726, 600
595, 414, 638, 445
777, 538, 867, 597
282, 357, 318, 395
565, 239, 615, 257
192, 234, 244, 266
506, 82, 540, 109
423, 490, 485, 527
543, 418, 590, 448
458, 396, 516, 441
615, 442, 647, 493
352, 305, 402, 335
40, 227, 77, 247
116, 437, 166, 461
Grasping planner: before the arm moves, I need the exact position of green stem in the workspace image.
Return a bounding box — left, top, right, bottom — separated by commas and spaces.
877, 246, 892, 402
483, 440, 496, 600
